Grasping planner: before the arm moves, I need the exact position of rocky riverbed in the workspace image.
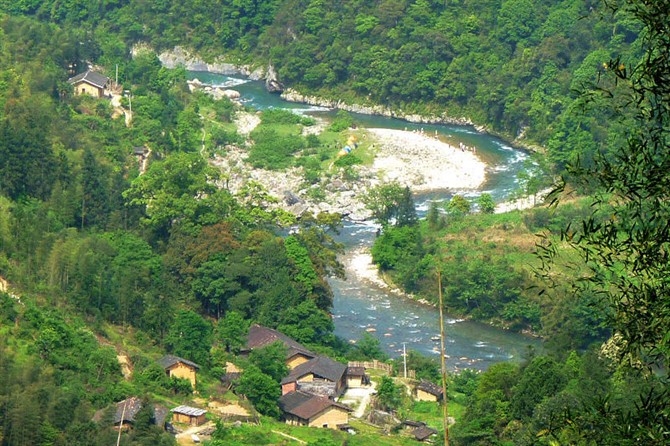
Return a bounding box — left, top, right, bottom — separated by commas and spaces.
210, 115, 488, 221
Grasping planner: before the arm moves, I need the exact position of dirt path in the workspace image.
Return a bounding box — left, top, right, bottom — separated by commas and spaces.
175, 421, 215, 445
341, 382, 377, 419
110, 93, 132, 127
271, 430, 306, 444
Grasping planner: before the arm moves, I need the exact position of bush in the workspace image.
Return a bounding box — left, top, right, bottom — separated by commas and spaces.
261, 108, 314, 126
306, 134, 320, 148
210, 126, 242, 147
247, 128, 306, 169
333, 153, 362, 167
169, 376, 193, 395
329, 110, 354, 132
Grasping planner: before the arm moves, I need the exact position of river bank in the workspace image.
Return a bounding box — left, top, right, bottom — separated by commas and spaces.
367, 128, 486, 191
210, 116, 489, 221
156, 46, 549, 157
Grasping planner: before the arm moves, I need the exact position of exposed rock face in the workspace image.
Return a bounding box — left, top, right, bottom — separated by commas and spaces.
158, 46, 260, 77
265, 63, 284, 93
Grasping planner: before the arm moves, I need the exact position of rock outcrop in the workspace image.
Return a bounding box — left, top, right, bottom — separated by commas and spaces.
265, 63, 284, 93
187, 79, 241, 101
158, 46, 263, 78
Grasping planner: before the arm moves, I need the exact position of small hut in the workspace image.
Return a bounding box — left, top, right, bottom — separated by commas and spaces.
171, 405, 207, 426
345, 366, 370, 388
158, 355, 200, 389
415, 380, 444, 402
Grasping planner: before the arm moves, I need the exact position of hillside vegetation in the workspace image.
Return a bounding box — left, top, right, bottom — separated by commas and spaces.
0, 0, 643, 173
1, 1, 669, 445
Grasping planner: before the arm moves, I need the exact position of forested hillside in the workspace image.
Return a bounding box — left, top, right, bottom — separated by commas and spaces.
0, 14, 350, 445
1, 1, 669, 445
0, 0, 643, 172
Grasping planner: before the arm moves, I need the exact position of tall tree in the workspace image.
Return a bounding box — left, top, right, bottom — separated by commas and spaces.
542, 0, 670, 368
165, 310, 212, 367
79, 148, 109, 229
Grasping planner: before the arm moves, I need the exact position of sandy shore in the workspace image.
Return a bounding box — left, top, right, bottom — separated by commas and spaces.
347, 247, 415, 298
367, 128, 486, 191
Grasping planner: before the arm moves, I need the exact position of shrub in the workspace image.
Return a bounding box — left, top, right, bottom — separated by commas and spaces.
329, 110, 353, 132
247, 128, 306, 169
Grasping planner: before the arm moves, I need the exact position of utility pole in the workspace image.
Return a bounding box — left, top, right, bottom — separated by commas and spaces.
116, 399, 128, 446
403, 342, 407, 378
438, 269, 450, 446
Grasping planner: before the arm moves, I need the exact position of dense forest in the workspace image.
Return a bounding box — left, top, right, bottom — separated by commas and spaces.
0, 12, 353, 445
0, 0, 643, 167
0, 0, 669, 445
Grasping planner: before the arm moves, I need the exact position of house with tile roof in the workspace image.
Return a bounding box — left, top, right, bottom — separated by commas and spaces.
415, 380, 444, 402
345, 366, 370, 388
93, 397, 168, 431
158, 355, 200, 389
242, 324, 316, 369
68, 69, 109, 97
280, 356, 347, 397
278, 391, 352, 430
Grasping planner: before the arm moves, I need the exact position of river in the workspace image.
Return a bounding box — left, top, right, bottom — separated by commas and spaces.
188, 72, 541, 371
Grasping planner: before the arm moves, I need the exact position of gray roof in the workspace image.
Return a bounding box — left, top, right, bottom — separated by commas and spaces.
278, 391, 351, 420
113, 397, 143, 424
158, 354, 200, 370
413, 425, 438, 441
245, 324, 315, 360
171, 405, 207, 417
346, 366, 366, 377
93, 397, 168, 427
67, 70, 109, 89
281, 356, 346, 385
417, 380, 444, 398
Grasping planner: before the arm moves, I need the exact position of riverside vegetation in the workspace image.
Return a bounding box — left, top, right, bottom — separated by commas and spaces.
1, 1, 669, 445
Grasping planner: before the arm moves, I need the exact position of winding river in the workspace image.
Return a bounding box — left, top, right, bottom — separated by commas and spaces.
189, 72, 541, 371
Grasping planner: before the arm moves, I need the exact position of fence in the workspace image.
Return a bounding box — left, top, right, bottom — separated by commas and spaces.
348, 360, 416, 379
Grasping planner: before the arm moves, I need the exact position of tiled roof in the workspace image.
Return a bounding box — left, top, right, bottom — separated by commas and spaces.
417, 380, 444, 397
171, 405, 207, 417
245, 324, 315, 359
402, 419, 426, 428
157, 354, 200, 370
279, 391, 350, 420
67, 70, 109, 88
113, 397, 143, 424
412, 425, 438, 441
346, 366, 366, 377
281, 356, 346, 384
93, 397, 167, 427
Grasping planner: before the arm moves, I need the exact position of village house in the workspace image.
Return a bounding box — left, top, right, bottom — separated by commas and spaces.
345, 366, 370, 388
242, 324, 316, 369
158, 355, 200, 389
278, 391, 352, 430
280, 355, 347, 397
67, 69, 109, 98
415, 380, 444, 402
171, 405, 208, 426
93, 397, 168, 431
